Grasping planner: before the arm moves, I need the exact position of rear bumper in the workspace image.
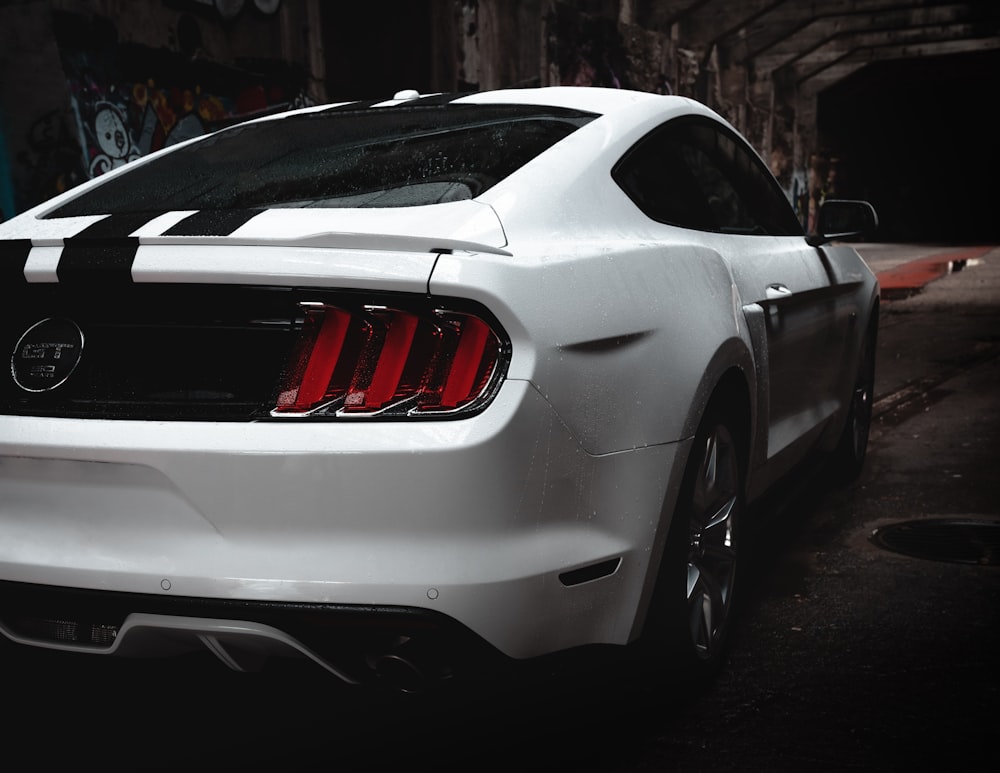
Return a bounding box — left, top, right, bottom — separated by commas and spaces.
0, 579, 508, 687
0, 380, 681, 664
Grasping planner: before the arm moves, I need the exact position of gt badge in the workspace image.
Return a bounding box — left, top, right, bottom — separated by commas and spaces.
11, 318, 85, 392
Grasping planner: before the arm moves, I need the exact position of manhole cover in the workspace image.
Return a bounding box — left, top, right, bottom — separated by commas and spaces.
870, 518, 1000, 566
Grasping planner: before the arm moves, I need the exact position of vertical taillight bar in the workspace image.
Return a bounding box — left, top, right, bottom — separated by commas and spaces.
342, 310, 420, 412
272, 301, 504, 418
438, 315, 494, 410
274, 304, 351, 414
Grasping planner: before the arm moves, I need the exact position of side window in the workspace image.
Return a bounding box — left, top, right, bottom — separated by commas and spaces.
613, 116, 802, 236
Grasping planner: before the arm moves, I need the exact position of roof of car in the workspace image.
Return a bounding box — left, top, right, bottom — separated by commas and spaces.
290, 85, 681, 120
456, 86, 670, 113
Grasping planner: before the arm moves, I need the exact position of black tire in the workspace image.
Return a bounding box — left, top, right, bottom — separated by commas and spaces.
832, 322, 877, 481
643, 402, 746, 685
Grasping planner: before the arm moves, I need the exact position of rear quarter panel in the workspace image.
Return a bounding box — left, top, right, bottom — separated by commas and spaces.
430, 235, 756, 456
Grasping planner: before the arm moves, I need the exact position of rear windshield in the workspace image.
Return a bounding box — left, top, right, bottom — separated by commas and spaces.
48, 103, 596, 216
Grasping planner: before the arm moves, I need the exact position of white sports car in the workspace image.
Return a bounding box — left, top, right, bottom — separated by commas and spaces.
0, 86, 878, 689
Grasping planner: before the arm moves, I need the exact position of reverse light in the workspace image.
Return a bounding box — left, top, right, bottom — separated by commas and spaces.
272, 301, 506, 418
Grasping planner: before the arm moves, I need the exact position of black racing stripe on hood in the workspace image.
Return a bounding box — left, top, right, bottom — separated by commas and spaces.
0, 239, 31, 285
57, 212, 163, 285
163, 209, 265, 236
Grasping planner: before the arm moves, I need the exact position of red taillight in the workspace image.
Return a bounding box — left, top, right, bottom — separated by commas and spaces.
437, 315, 494, 409
274, 305, 353, 413
272, 302, 504, 417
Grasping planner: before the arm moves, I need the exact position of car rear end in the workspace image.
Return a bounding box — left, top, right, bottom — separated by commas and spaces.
0, 93, 676, 686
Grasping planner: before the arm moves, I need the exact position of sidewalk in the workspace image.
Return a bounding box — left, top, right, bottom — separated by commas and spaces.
854, 243, 1000, 308
857, 242, 1000, 416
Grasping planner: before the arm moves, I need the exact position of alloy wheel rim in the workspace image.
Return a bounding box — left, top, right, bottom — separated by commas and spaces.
852, 383, 872, 458
686, 424, 739, 660
851, 338, 876, 460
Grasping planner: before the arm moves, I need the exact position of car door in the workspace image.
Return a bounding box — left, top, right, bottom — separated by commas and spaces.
727, 232, 856, 462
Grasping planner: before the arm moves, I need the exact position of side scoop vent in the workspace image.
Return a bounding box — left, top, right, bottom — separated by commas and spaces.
559, 558, 622, 587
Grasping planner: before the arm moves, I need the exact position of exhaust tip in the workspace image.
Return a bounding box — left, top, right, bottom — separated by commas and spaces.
371, 653, 430, 694
367, 637, 451, 693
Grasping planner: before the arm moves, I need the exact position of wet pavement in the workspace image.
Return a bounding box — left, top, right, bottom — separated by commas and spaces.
3, 243, 998, 771
872, 245, 993, 300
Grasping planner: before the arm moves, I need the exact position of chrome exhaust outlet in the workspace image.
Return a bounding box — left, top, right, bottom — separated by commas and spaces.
367, 637, 450, 693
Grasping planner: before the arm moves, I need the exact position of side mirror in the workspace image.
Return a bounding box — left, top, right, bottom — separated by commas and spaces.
807, 199, 878, 246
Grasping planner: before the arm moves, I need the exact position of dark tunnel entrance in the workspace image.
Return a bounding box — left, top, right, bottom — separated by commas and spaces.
818, 49, 1000, 244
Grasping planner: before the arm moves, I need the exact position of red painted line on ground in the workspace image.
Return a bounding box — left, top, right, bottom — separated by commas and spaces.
876, 246, 992, 291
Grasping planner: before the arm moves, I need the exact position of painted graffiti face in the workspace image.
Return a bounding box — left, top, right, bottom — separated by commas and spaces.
88, 102, 139, 178
95, 108, 129, 159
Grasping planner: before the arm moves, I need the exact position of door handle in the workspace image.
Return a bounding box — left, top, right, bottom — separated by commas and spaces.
766, 283, 792, 300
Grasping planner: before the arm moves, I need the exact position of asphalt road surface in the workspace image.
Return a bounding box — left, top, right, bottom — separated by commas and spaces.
3, 243, 998, 772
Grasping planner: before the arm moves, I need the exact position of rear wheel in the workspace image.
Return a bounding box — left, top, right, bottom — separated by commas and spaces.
644, 403, 745, 683
833, 323, 877, 480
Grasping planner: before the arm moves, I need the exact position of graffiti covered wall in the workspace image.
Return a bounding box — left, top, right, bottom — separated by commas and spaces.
0, 1, 313, 221
62, 44, 311, 185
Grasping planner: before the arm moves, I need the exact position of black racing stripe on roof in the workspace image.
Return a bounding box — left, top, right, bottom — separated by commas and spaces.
163, 209, 265, 236
318, 99, 384, 113
56, 212, 161, 285
0, 239, 31, 285
397, 93, 472, 106
317, 93, 468, 112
